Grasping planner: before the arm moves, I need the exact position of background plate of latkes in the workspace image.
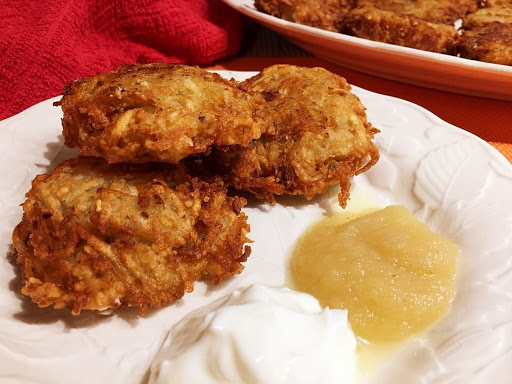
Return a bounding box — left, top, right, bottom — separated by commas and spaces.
222, 0, 512, 101
1, 71, 512, 384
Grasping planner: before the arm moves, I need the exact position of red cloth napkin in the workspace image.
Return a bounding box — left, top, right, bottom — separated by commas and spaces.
0, 0, 242, 120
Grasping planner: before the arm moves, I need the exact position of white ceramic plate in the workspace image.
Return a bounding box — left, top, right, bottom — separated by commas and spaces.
1, 71, 512, 384
222, 0, 512, 101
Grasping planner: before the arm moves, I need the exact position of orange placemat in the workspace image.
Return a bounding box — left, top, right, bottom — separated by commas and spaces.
206, 57, 512, 163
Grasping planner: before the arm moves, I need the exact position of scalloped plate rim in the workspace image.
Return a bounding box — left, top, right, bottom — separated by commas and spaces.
1, 71, 511, 384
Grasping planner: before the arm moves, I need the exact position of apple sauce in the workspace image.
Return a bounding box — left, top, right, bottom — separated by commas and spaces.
288, 205, 459, 343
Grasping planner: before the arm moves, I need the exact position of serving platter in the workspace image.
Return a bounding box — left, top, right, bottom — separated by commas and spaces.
222, 0, 512, 101
0, 71, 511, 383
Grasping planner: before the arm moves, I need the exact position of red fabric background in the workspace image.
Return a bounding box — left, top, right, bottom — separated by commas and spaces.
0, 0, 242, 120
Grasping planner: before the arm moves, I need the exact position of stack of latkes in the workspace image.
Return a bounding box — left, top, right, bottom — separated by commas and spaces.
12, 63, 379, 315
256, 0, 512, 65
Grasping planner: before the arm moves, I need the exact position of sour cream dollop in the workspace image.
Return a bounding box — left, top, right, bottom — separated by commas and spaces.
149, 284, 356, 384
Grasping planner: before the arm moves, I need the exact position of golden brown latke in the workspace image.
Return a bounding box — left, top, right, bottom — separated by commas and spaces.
255, 0, 512, 65
192, 65, 379, 207
57, 63, 261, 164
254, 0, 352, 31
346, 0, 478, 53
355, 0, 477, 24
12, 158, 251, 315
457, 0, 512, 65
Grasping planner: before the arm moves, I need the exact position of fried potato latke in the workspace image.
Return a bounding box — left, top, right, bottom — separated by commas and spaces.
457, 0, 512, 65
256, 0, 512, 65
346, 0, 477, 53
57, 63, 261, 164
254, 0, 352, 31
194, 65, 379, 207
12, 158, 251, 315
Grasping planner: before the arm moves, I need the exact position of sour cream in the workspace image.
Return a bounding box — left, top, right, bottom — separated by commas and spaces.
149, 284, 357, 384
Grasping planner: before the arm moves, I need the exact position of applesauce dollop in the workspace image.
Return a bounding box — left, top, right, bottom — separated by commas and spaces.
288, 205, 460, 343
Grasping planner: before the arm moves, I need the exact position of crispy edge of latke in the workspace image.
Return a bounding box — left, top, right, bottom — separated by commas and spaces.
55, 63, 261, 164
345, 5, 457, 53
232, 65, 381, 207
254, 0, 353, 32
12, 159, 252, 315
456, 1, 512, 65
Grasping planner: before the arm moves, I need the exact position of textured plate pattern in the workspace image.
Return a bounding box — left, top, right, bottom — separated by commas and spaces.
0, 72, 511, 383
352, 87, 512, 383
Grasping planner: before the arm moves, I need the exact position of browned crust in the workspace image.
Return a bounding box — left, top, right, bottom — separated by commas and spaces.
345, 4, 458, 53
56, 63, 262, 164
253, 0, 512, 66
355, 0, 478, 25
457, 1, 512, 65
254, 0, 354, 31
191, 65, 379, 207
12, 157, 251, 315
